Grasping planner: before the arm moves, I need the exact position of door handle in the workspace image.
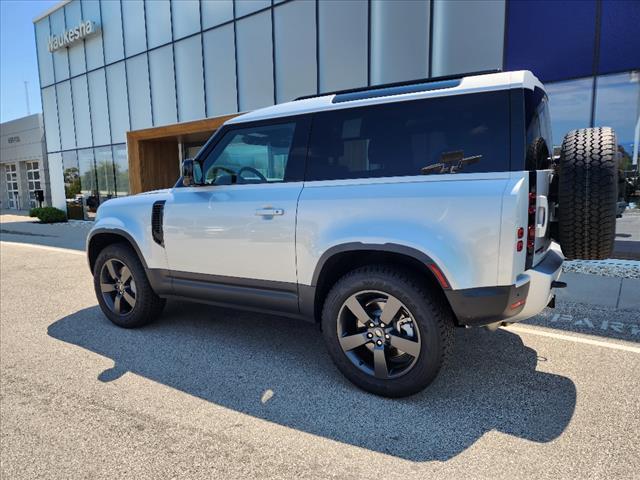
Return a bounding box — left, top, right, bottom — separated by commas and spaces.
255, 208, 284, 216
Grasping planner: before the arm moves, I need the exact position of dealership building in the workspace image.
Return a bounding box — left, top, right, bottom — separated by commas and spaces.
32, 0, 639, 219
1, 114, 51, 211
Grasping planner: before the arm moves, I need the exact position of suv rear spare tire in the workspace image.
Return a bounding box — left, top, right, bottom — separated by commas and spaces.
558, 127, 618, 260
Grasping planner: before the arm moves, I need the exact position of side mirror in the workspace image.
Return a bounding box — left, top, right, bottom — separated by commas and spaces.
182, 158, 195, 187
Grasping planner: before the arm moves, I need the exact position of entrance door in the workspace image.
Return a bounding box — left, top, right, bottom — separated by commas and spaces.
25, 161, 42, 208
4, 164, 20, 210
162, 118, 309, 313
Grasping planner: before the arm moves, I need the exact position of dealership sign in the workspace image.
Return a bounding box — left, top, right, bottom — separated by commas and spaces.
48, 20, 98, 52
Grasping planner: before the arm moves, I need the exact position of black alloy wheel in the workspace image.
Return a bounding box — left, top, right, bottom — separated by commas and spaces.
337, 290, 421, 379
93, 243, 165, 328
322, 265, 454, 397
99, 258, 137, 315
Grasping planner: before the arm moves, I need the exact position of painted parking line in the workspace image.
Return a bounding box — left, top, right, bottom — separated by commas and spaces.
0, 241, 85, 256
504, 324, 640, 353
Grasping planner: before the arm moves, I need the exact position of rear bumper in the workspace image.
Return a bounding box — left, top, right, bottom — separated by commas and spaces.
446, 243, 564, 326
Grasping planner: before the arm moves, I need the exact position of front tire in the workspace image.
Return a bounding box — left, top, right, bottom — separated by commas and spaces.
93, 243, 165, 328
321, 266, 454, 397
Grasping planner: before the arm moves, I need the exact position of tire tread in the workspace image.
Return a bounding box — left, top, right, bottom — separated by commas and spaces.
558, 127, 618, 260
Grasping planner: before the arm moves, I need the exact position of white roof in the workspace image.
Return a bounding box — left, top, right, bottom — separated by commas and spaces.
227, 70, 544, 126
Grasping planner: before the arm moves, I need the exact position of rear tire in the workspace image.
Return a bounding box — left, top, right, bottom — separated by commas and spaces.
321, 266, 454, 397
558, 127, 618, 260
93, 243, 165, 328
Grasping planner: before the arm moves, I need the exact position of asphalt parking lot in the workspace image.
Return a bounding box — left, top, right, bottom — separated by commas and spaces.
1, 240, 639, 479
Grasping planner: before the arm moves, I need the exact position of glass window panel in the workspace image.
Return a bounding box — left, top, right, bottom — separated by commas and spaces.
236, 11, 274, 111
371, 0, 429, 85
122, 0, 147, 56
126, 54, 153, 129
60, 151, 81, 218
112, 144, 129, 196
201, 0, 233, 29
35, 19, 54, 87
105, 62, 130, 143
235, 0, 270, 18
65, 0, 86, 76
50, 8, 69, 81
432, 0, 504, 77
63, 150, 81, 197
318, 0, 368, 93
87, 69, 111, 145
71, 75, 92, 148
145, 0, 172, 49
307, 90, 510, 181
149, 45, 177, 125
94, 146, 116, 204
171, 0, 200, 40
203, 123, 296, 184
174, 36, 205, 121
82, 0, 104, 70
101, 0, 125, 64
56, 81, 76, 150
203, 25, 237, 116
77, 148, 99, 218
545, 78, 593, 148
42, 86, 60, 152
595, 72, 640, 165
505, 0, 596, 83
274, 0, 316, 103
599, 2, 640, 75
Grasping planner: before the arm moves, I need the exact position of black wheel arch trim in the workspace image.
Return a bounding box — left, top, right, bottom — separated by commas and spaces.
310, 242, 447, 287
87, 228, 149, 272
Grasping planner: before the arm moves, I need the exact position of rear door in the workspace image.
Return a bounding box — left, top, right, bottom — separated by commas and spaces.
525, 88, 555, 266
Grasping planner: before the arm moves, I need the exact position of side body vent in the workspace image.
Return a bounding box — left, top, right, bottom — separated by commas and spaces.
151, 200, 166, 246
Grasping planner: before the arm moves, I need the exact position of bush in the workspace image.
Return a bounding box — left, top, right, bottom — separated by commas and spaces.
35, 207, 67, 223
29, 207, 44, 218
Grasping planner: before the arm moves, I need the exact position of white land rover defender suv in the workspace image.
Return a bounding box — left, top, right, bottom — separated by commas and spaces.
87, 70, 618, 397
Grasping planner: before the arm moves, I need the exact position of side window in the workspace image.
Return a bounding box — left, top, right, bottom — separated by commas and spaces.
525, 87, 553, 170
202, 122, 296, 185
306, 91, 511, 181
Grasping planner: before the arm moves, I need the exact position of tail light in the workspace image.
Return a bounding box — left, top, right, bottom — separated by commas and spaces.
525, 189, 536, 268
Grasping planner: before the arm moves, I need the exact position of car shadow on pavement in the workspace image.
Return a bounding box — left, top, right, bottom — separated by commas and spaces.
48, 300, 576, 462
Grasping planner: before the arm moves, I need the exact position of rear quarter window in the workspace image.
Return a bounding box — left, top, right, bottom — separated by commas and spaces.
306, 90, 511, 181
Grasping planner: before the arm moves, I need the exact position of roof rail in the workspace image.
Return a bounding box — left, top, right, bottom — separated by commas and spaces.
295, 69, 502, 101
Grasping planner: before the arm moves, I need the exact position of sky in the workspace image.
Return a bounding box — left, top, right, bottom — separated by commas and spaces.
1, 0, 59, 123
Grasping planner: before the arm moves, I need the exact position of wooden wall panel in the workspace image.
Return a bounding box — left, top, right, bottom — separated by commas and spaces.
126, 114, 238, 194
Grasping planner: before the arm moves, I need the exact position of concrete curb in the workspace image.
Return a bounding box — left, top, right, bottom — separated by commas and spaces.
557, 272, 640, 310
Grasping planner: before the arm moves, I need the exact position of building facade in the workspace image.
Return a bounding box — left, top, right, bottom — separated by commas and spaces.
33, 0, 640, 218
0, 113, 52, 211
